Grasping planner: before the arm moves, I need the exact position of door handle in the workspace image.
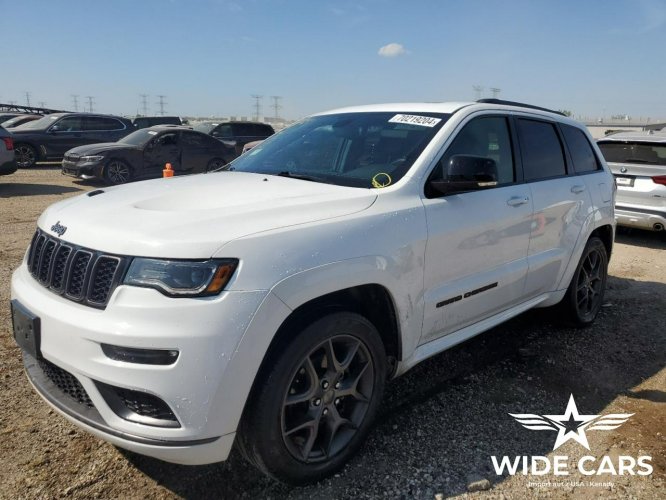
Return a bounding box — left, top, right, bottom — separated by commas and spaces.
571, 185, 586, 194
507, 196, 530, 207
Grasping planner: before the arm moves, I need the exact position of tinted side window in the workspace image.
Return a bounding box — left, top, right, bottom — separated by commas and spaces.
212, 124, 233, 138
182, 132, 205, 147
82, 117, 125, 131
433, 116, 515, 185
52, 117, 83, 132
253, 124, 274, 136
232, 123, 253, 136
561, 124, 599, 173
517, 119, 566, 180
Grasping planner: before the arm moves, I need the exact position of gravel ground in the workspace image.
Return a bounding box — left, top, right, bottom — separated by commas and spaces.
0, 168, 664, 499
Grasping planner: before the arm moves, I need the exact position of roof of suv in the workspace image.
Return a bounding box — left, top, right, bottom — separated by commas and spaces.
598, 130, 666, 143
318, 100, 573, 122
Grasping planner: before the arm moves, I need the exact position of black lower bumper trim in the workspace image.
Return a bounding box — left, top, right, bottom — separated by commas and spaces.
23, 353, 219, 447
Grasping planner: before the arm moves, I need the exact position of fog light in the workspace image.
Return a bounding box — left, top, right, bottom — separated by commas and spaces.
101, 344, 179, 365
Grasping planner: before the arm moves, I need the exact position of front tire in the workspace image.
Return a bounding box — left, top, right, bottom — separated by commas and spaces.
15, 143, 38, 168
559, 236, 608, 327
206, 158, 226, 172
103, 159, 132, 185
238, 312, 387, 484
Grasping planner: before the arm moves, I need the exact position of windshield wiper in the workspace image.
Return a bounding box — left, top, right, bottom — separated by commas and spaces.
276, 171, 326, 183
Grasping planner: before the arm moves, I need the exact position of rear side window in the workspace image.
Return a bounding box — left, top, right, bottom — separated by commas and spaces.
517, 119, 566, 180
561, 124, 600, 173
253, 124, 274, 136
182, 132, 206, 147
597, 141, 666, 166
232, 123, 254, 136
82, 117, 125, 131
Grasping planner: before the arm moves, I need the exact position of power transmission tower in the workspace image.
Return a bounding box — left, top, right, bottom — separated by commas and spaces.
25, 92, 31, 106
472, 85, 484, 100
38, 101, 46, 108
139, 94, 149, 116
490, 87, 501, 98
270, 96, 282, 121
156, 95, 167, 116
86, 96, 95, 113
251, 94, 263, 121
71, 95, 79, 111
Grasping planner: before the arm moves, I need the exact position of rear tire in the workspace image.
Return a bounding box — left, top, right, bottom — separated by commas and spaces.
237, 312, 387, 485
103, 159, 132, 185
558, 236, 608, 327
15, 143, 38, 168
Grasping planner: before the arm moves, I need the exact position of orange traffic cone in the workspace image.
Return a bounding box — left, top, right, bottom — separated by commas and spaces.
163, 162, 174, 178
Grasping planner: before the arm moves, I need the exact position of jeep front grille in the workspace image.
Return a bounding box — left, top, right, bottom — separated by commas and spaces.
27, 229, 128, 308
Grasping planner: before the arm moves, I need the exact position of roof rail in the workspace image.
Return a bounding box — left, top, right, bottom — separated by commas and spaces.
476, 99, 566, 116
0, 102, 71, 115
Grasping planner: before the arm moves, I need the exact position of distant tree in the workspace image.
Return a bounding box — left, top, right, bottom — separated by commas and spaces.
558, 109, 573, 117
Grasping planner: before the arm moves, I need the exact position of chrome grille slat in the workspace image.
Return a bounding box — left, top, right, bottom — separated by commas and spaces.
26, 229, 127, 309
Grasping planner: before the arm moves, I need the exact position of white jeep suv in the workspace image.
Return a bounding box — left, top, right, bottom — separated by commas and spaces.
11, 100, 615, 484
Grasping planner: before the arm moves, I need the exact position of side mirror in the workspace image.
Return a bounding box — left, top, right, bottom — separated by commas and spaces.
429, 155, 498, 195
49, 125, 60, 133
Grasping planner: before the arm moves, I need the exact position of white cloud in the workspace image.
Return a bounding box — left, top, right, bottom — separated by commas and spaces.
378, 43, 408, 58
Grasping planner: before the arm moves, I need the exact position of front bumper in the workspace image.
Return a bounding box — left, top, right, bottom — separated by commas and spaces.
61, 159, 103, 179
615, 204, 666, 231
11, 261, 270, 464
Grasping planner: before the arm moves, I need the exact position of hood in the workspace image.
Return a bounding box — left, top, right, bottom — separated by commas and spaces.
66, 142, 138, 156
38, 172, 377, 258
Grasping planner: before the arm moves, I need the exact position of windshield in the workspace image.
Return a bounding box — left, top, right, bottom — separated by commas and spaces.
193, 122, 217, 133
118, 128, 160, 146
222, 112, 450, 188
10, 115, 60, 130
598, 141, 666, 165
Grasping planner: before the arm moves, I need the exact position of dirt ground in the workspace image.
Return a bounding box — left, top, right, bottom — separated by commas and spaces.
0, 168, 664, 499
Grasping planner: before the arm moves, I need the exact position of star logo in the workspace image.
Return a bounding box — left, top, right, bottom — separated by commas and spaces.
509, 394, 633, 450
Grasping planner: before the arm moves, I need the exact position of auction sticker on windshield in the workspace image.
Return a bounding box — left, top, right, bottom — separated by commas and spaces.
389, 114, 442, 127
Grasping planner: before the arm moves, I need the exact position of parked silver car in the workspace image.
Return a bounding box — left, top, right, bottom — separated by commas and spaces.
0, 126, 17, 176
597, 131, 666, 232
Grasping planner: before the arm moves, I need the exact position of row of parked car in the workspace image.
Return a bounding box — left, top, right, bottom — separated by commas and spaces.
0, 111, 275, 182
1, 107, 665, 233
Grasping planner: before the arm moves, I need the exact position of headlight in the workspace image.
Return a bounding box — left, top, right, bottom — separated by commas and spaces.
80, 155, 104, 162
123, 258, 238, 297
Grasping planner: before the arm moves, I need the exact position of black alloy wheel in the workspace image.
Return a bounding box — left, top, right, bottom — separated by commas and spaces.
560, 236, 608, 326
15, 144, 37, 168
104, 160, 132, 185
281, 334, 375, 463
238, 312, 387, 484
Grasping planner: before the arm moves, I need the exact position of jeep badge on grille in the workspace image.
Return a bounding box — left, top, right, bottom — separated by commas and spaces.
50, 221, 67, 237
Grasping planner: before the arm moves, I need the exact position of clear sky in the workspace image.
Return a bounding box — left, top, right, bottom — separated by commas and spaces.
1, 0, 665, 121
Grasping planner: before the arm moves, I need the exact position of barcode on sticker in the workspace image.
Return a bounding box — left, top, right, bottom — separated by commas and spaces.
389, 114, 442, 127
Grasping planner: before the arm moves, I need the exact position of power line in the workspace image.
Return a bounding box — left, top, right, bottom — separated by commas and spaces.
270, 95, 282, 121
139, 94, 149, 116
251, 94, 263, 121
156, 95, 167, 116
71, 95, 79, 111
86, 96, 95, 113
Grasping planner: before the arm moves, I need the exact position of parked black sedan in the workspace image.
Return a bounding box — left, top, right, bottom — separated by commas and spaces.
61, 125, 236, 184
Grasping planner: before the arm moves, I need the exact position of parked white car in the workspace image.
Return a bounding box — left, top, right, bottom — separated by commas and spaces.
11, 100, 615, 484
597, 131, 666, 232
